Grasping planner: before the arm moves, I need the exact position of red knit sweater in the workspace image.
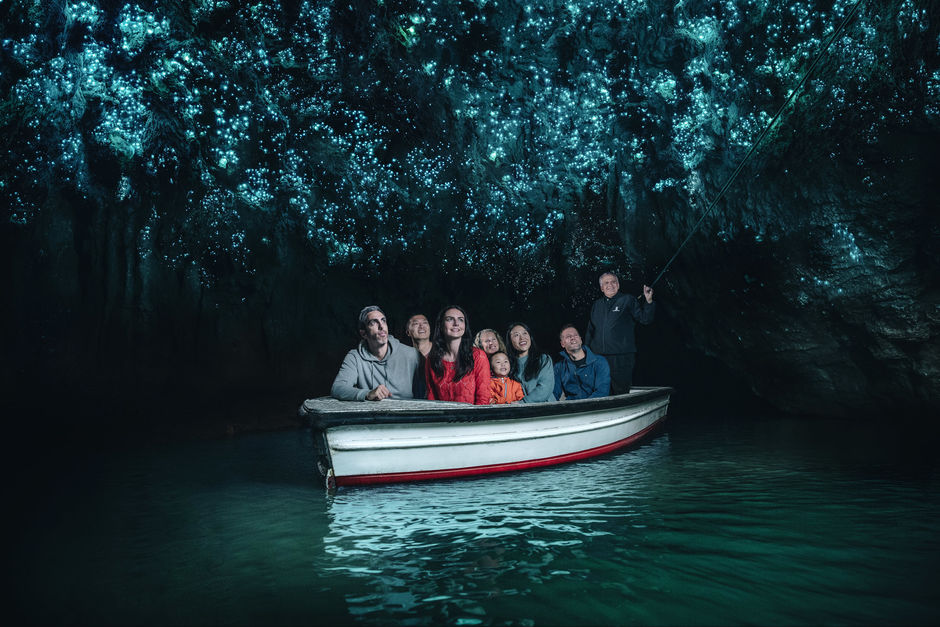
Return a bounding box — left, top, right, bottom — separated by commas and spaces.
425, 347, 491, 405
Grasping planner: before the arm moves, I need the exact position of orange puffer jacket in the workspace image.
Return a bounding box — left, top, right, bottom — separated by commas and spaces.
489, 376, 524, 404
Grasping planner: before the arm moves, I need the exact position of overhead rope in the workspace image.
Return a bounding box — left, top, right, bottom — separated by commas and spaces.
649, 0, 865, 288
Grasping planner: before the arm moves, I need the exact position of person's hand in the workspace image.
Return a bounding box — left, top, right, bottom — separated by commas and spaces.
643, 284, 654, 303
366, 384, 391, 401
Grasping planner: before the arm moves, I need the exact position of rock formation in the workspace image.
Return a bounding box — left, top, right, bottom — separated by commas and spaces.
2, 0, 936, 423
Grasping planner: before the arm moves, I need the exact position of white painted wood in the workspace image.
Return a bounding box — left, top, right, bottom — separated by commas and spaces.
302, 388, 671, 482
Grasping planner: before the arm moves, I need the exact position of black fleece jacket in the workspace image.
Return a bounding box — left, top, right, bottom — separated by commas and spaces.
585, 292, 655, 355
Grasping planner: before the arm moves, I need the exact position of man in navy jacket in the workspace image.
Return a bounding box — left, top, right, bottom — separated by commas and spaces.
553, 324, 611, 400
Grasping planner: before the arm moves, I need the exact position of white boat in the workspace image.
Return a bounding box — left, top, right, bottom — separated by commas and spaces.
299, 387, 672, 488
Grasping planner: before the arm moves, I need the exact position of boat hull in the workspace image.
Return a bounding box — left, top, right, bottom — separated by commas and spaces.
302, 387, 670, 486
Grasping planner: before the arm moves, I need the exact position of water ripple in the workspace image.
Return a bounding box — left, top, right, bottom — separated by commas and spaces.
15, 419, 940, 626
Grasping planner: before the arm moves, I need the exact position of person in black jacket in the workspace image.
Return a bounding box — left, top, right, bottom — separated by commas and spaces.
584, 272, 655, 395
404, 313, 431, 398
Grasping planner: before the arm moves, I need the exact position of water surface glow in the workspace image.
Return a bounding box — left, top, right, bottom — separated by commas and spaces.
14, 416, 939, 625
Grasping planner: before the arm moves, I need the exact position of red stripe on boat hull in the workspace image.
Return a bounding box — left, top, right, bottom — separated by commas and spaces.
335, 416, 665, 486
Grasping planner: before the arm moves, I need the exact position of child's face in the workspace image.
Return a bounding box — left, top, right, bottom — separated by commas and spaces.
491, 353, 511, 376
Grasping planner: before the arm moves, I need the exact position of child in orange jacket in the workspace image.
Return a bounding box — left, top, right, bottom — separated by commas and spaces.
489, 351, 525, 404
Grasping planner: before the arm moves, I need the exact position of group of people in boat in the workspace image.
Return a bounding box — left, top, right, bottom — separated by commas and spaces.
330, 271, 655, 405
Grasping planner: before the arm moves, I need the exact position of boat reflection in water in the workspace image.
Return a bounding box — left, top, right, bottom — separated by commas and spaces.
318, 418, 940, 626
320, 433, 673, 624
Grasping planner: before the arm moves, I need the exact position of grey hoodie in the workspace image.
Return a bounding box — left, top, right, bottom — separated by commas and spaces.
330, 336, 419, 401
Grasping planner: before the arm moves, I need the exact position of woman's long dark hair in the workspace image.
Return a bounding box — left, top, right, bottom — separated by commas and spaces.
505, 322, 546, 382
429, 305, 475, 382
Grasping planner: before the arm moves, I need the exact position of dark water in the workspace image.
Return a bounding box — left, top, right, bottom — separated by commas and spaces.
14, 416, 940, 626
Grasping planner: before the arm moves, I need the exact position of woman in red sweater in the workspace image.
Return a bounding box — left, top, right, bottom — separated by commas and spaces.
425, 305, 491, 405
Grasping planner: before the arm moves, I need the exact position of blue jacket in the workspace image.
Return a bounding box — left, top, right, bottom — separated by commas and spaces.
553, 347, 611, 400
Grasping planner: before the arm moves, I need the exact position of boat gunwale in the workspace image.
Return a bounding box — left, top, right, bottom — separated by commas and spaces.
334, 418, 666, 486
328, 402, 668, 450
303, 387, 672, 429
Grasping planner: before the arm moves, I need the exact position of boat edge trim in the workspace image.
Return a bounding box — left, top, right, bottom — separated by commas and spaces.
334, 416, 665, 486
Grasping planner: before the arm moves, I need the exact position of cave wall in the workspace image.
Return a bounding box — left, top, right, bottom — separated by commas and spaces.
1, 0, 937, 421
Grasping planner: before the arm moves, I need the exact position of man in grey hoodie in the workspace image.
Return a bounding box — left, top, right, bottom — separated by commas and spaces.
331, 306, 420, 401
